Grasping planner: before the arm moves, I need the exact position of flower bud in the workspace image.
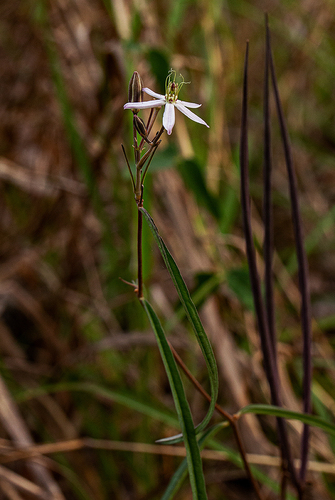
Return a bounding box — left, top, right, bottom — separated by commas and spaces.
128, 71, 143, 114
133, 115, 148, 139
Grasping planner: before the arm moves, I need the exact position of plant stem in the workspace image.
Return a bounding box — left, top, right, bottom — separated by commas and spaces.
240, 40, 301, 497
268, 27, 312, 487
263, 16, 276, 359
137, 185, 144, 299
135, 125, 164, 299
169, 343, 265, 500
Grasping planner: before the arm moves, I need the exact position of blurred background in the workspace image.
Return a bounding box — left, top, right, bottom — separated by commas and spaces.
0, 0, 335, 498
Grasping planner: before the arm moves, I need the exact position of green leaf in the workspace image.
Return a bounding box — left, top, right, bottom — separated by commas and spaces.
178, 159, 220, 219
162, 423, 226, 500
219, 182, 240, 234
149, 143, 178, 172
142, 299, 208, 500
18, 383, 297, 498
226, 267, 254, 311
238, 404, 335, 436
146, 49, 170, 94
17, 382, 179, 428
140, 208, 219, 440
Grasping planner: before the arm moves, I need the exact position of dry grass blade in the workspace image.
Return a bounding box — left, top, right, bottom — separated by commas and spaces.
0, 465, 48, 499
0, 375, 65, 499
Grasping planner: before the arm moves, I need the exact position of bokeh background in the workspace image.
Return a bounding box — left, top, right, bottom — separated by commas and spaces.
0, 0, 335, 498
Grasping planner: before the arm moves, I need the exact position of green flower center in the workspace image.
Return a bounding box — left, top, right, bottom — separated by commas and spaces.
165, 69, 188, 103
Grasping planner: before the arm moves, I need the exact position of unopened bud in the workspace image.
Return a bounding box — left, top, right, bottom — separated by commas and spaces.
128, 71, 143, 114
133, 115, 148, 139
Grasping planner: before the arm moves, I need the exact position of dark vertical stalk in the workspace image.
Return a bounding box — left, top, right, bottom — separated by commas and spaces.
135, 124, 164, 301
264, 20, 288, 498
137, 200, 144, 299
263, 15, 276, 358
134, 116, 143, 299
240, 41, 301, 496
268, 30, 312, 486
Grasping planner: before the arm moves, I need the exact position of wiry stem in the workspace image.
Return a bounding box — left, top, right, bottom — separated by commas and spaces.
137, 185, 144, 299
135, 125, 164, 299
264, 19, 289, 497
263, 16, 276, 359
240, 40, 301, 497
267, 24, 312, 488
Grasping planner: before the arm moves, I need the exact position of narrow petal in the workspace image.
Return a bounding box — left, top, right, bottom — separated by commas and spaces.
143, 87, 166, 100
175, 102, 209, 128
162, 103, 175, 135
124, 99, 165, 110
176, 99, 201, 109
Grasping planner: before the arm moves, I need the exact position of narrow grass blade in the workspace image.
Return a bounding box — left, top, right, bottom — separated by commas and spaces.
178, 159, 220, 220
34, 5, 116, 262
268, 20, 312, 483
140, 208, 218, 437
238, 404, 335, 437
142, 299, 208, 500
18, 382, 179, 427
162, 423, 225, 500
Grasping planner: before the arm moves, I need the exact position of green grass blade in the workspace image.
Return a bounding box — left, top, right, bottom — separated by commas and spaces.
142, 299, 208, 500
17, 382, 179, 428
238, 404, 335, 436
177, 159, 220, 220
18, 384, 299, 497
162, 423, 226, 500
140, 207, 219, 438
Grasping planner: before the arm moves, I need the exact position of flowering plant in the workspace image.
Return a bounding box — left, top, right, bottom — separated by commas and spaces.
122, 70, 218, 500
122, 70, 209, 297
124, 69, 209, 135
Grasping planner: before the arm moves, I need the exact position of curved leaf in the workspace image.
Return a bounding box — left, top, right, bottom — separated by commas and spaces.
143, 299, 208, 500
238, 404, 335, 436
140, 207, 219, 440
162, 423, 225, 500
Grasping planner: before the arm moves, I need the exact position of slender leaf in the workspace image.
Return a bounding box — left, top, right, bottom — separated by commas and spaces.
142, 299, 208, 500
178, 158, 220, 219
17, 382, 179, 428
140, 207, 219, 439
162, 423, 226, 500
18, 382, 300, 498
238, 404, 335, 437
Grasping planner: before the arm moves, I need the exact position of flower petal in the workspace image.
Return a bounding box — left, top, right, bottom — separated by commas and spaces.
175, 102, 209, 128
176, 99, 201, 109
162, 103, 175, 135
124, 99, 165, 110
143, 87, 166, 100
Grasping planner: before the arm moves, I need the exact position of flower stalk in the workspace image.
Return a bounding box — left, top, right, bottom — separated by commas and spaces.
123, 70, 209, 298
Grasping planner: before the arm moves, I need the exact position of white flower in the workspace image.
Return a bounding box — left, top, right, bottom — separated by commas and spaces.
124, 70, 209, 135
